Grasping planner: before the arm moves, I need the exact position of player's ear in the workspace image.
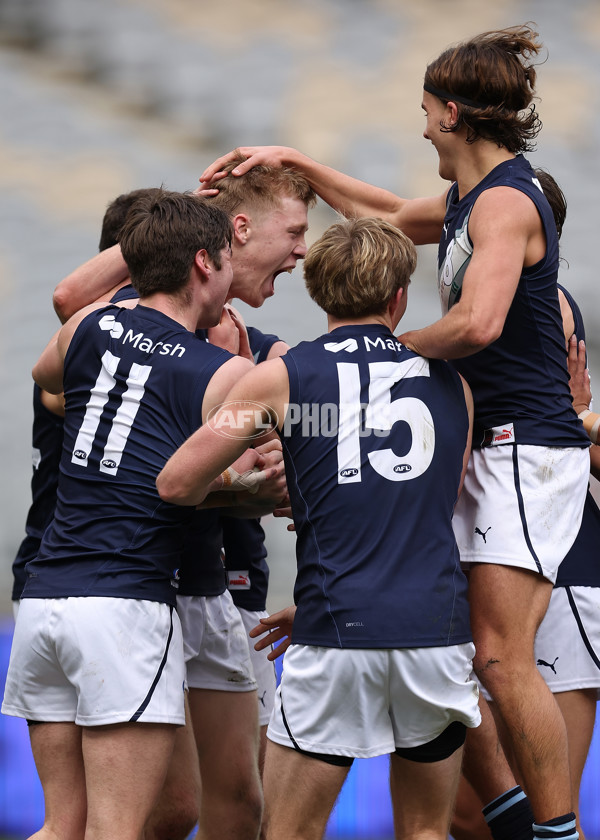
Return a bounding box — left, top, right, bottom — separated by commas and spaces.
445, 100, 459, 129
232, 214, 250, 245
390, 287, 403, 310
194, 249, 211, 280
389, 287, 406, 325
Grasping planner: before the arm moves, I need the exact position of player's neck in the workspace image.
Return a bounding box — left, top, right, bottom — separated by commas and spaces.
454, 142, 515, 199
327, 312, 392, 332
139, 291, 199, 332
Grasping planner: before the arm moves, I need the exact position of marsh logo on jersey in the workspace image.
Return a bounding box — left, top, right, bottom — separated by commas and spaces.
324, 338, 358, 353
99, 314, 124, 339
439, 210, 473, 312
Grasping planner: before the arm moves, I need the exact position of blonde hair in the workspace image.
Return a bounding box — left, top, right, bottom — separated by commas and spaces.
208, 153, 316, 216
304, 217, 416, 318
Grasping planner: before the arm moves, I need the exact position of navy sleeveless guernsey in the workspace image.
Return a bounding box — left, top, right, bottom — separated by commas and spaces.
109, 283, 140, 303
438, 155, 588, 450
555, 285, 600, 588
22, 304, 232, 606
13, 285, 140, 601
12, 386, 64, 600
108, 288, 226, 599
280, 323, 472, 649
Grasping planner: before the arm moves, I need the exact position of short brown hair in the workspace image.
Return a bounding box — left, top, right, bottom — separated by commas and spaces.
424, 24, 543, 153
304, 217, 417, 319
99, 188, 159, 252
534, 169, 566, 240
208, 153, 316, 217
119, 189, 232, 297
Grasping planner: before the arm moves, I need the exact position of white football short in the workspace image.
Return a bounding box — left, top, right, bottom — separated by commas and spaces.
267, 643, 481, 759
237, 607, 277, 725
453, 445, 589, 583
534, 585, 600, 696
177, 592, 257, 692
1, 597, 185, 726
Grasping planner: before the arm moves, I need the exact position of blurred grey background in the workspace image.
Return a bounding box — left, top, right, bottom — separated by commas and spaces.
0, 0, 599, 615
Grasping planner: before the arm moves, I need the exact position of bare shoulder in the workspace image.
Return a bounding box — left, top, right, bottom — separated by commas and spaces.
471, 186, 540, 226
233, 356, 288, 396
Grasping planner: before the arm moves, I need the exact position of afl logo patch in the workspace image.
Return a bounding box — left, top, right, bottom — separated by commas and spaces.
73, 450, 87, 459
340, 468, 359, 478
393, 464, 411, 473
101, 459, 117, 469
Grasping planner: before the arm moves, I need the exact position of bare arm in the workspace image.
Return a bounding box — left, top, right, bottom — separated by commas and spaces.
32, 303, 106, 393
397, 187, 539, 359
53, 245, 130, 323
266, 340, 290, 360
200, 145, 447, 246
568, 335, 592, 416
567, 336, 599, 479
458, 374, 474, 498
158, 357, 289, 506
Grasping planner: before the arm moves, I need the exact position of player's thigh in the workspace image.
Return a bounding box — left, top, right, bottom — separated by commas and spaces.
468, 563, 553, 662
262, 740, 349, 840
29, 722, 87, 838
555, 689, 597, 790
150, 693, 201, 816
389, 744, 464, 838
82, 722, 177, 836
450, 775, 491, 840
188, 687, 260, 782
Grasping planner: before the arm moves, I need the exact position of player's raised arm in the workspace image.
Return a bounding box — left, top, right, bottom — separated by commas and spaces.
53, 245, 130, 323
200, 145, 447, 246
398, 186, 536, 359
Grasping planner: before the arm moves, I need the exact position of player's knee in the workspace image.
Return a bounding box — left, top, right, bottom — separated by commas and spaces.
234, 780, 264, 829
146, 794, 199, 840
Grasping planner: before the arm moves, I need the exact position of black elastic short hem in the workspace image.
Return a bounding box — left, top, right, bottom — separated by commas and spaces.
394, 720, 466, 763
292, 744, 355, 767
